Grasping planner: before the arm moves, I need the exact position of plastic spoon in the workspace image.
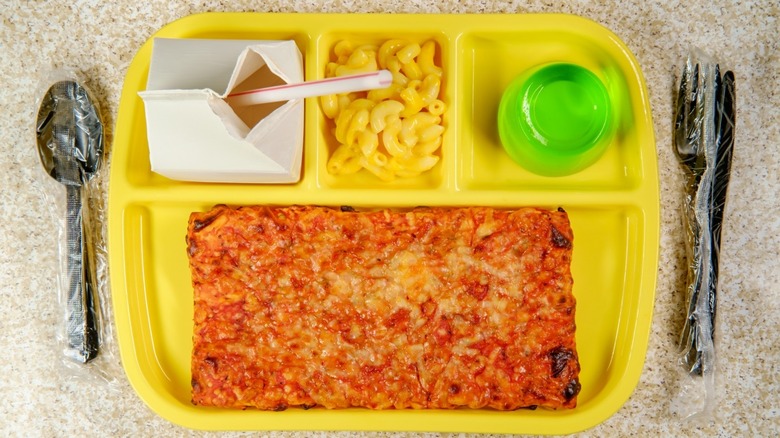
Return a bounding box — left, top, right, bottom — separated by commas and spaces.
35, 79, 104, 363
227, 69, 393, 106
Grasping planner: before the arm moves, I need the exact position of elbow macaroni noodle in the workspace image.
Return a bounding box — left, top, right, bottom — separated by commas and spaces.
322, 39, 446, 181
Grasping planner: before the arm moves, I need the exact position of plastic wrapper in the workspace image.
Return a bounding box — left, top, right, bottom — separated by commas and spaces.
34, 68, 121, 386
669, 50, 735, 420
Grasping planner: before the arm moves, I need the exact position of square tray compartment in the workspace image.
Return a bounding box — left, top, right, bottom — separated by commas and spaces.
313, 31, 451, 191
457, 29, 646, 191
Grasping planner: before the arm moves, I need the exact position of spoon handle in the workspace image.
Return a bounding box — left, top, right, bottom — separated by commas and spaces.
64, 185, 99, 363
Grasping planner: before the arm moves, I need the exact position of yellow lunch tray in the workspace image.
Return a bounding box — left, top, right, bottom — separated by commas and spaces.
108, 12, 659, 434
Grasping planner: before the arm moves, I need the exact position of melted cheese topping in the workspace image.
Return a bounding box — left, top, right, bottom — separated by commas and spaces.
188, 205, 580, 411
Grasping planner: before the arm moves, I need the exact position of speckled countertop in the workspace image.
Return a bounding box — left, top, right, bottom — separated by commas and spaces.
1, 1, 778, 436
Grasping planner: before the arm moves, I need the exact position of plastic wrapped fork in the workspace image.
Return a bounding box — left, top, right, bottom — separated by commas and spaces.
670, 50, 735, 420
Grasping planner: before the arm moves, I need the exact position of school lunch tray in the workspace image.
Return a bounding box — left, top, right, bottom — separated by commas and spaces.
108, 12, 660, 435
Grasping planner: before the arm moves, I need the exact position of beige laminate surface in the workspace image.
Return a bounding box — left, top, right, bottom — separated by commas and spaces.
1, 1, 778, 436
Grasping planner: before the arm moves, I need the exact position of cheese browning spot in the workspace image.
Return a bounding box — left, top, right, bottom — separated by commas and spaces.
204, 356, 218, 372
551, 226, 572, 249
549, 346, 575, 378
564, 379, 581, 401
192, 208, 224, 231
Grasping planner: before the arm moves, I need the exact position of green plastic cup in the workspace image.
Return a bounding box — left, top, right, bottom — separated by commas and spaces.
498, 63, 614, 177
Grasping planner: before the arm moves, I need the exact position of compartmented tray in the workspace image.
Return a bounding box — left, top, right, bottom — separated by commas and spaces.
108, 12, 659, 434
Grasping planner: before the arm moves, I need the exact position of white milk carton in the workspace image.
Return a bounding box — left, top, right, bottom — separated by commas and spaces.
139, 38, 304, 183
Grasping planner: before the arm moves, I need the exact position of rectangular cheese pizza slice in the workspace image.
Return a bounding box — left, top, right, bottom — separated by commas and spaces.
187, 205, 580, 410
